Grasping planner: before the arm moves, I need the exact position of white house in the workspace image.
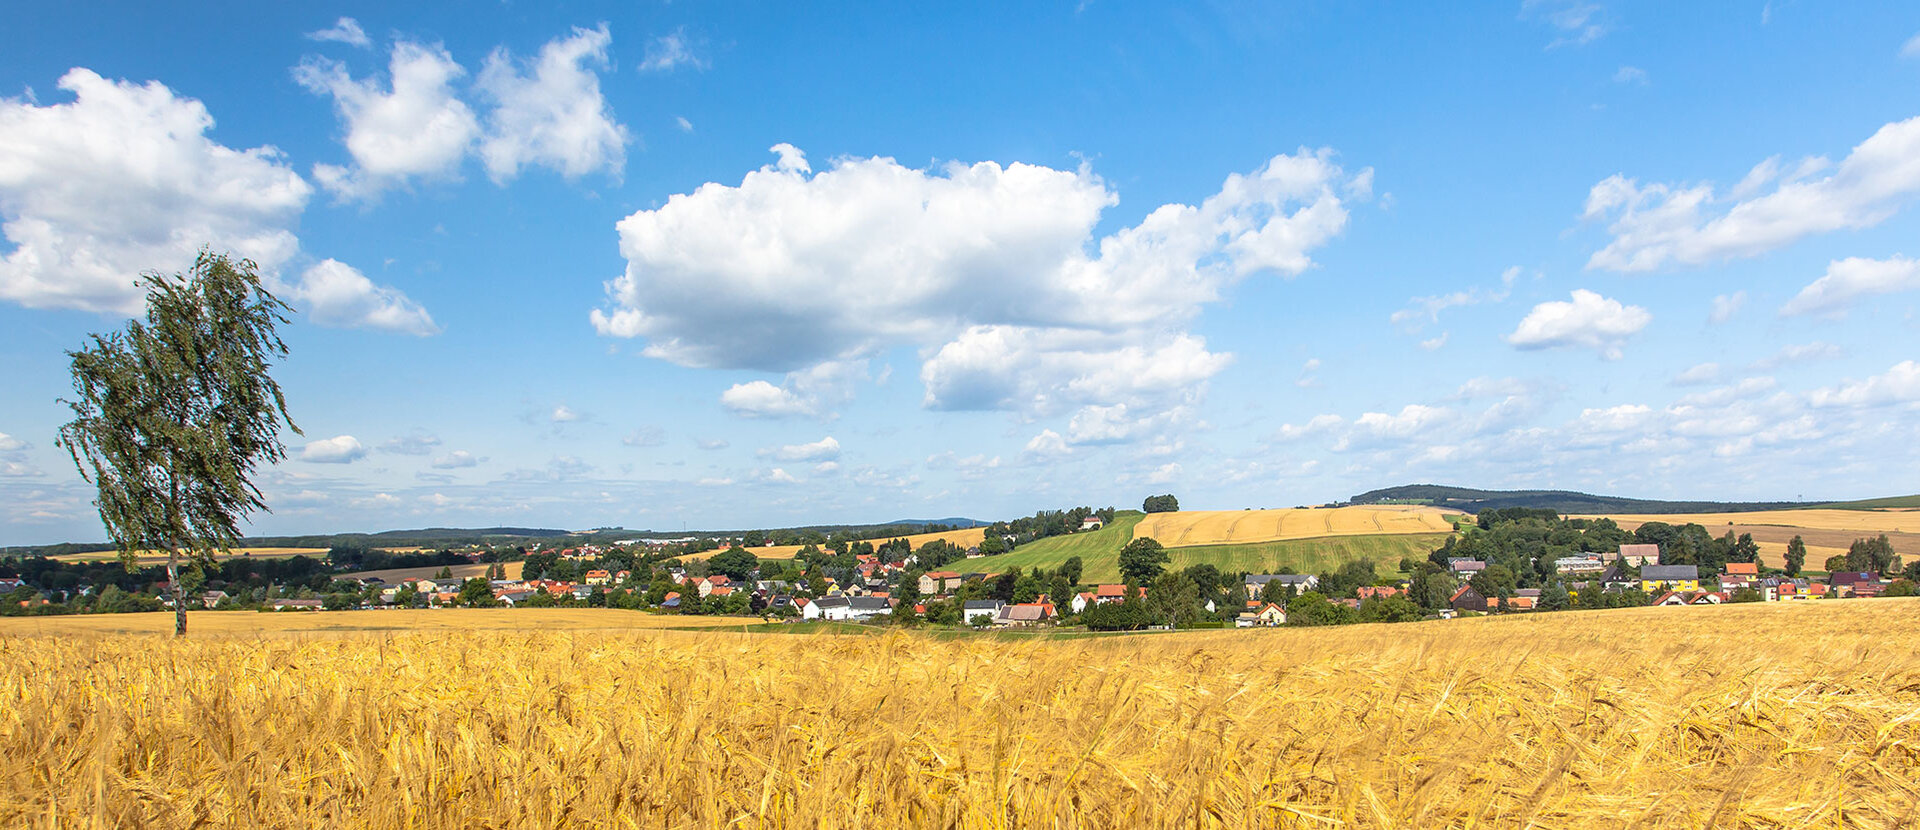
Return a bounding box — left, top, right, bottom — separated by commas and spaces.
962, 600, 1005, 624
1245, 574, 1317, 597
814, 596, 853, 621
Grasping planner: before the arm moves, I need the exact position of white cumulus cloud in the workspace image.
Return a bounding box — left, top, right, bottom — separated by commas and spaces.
0, 69, 310, 314
1506, 289, 1650, 359
288, 259, 439, 334
431, 450, 481, 469
765, 436, 841, 462
306, 17, 371, 48
295, 41, 480, 201
721, 380, 815, 418
1780, 255, 1920, 317
301, 435, 367, 464
476, 24, 628, 183
1810, 361, 1920, 407
593, 144, 1365, 435
1584, 116, 1920, 271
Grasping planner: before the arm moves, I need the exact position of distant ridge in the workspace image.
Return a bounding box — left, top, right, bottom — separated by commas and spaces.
1349, 484, 1814, 514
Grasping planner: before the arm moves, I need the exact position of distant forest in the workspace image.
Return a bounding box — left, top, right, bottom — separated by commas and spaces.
1350, 484, 1819, 515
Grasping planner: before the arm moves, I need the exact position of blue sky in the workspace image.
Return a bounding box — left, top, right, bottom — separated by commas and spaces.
4, 2, 1920, 544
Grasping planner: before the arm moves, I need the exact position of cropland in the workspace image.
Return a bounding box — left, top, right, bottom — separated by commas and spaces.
684, 526, 989, 560
976, 507, 1453, 581
343, 561, 526, 584
0, 608, 757, 637
55, 546, 330, 565
1132, 504, 1456, 546
3, 600, 1916, 827
1570, 508, 1920, 569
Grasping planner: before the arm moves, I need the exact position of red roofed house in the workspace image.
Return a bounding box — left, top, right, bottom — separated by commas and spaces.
1356, 585, 1403, 600
918, 571, 963, 596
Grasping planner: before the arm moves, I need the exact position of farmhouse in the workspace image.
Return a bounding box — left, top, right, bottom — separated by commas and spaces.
1245, 574, 1317, 596
270, 598, 323, 611
1640, 565, 1700, 593
1080, 515, 1105, 531
962, 600, 1005, 623
996, 603, 1054, 626
1235, 602, 1288, 627
917, 571, 962, 596
1616, 544, 1661, 566
1448, 585, 1488, 613
1446, 559, 1486, 577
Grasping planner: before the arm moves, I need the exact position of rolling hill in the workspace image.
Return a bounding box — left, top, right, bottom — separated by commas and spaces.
1350, 484, 1817, 514
968, 508, 1452, 582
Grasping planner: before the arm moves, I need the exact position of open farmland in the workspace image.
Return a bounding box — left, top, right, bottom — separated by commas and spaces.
687, 526, 989, 561
0, 608, 762, 637
1133, 504, 1456, 546
978, 508, 1452, 581
1571, 509, 1920, 569
967, 511, 1144, 575
54, 546, 330, 565
343, 561, 525, 584
1161, 533, 1450, 581
4, 600, 1917, 827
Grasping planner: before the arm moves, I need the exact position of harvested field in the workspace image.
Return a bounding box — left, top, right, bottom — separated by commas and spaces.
54, 546, 329, 565
3, 600, 1917, 827
1133, 505, 1456, 547
0, 608, 758, 637
684, 526, 988, 561
343, 561, 525, 584
1573, 511, 1920, 569
1570, 508, 1920, 534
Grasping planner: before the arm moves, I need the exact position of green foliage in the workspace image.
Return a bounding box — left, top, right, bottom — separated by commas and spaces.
57, 250, 299, 637
1845, 535, 1898, 574
1357, 595, 1423, 623
1729, 587, 1765, 603
707, 547, 760, 581
1059, 556, 1084, 585
1081, 598, 1151, 631
1142, 494, 1180, 514
1118, 537, 1169, 583
1884, 579, 1917, 598
1285, 591, 1348, 627
457, 578, 497, 608
1468, 564, 1517, 599
1785, 536, 1807, 577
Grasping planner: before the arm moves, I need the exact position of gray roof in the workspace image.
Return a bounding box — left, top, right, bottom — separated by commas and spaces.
1246, 574, 1314, 585
963, 600, 1005, 611
848, 597, 892, 611
1641, 564, 1699, 580
813, 596, 850, 609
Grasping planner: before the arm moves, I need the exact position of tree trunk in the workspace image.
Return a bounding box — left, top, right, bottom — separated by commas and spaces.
168, 551, 187, 637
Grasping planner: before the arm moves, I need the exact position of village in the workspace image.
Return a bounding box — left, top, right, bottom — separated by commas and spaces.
8, 528, 1909, 629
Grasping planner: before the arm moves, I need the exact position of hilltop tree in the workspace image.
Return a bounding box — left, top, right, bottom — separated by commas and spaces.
57, 251, 299, 637
1118, 537, 1169, 583
1784, 536, 1807, 577
1142, 494, 1180, 513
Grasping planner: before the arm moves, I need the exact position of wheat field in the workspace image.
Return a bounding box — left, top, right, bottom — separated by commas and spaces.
1568, 508, 1920, 534
1133, 505, 1457, 547
5, 601, 1917, 827
55, 546, 331, 565
687, 526, 990, 561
